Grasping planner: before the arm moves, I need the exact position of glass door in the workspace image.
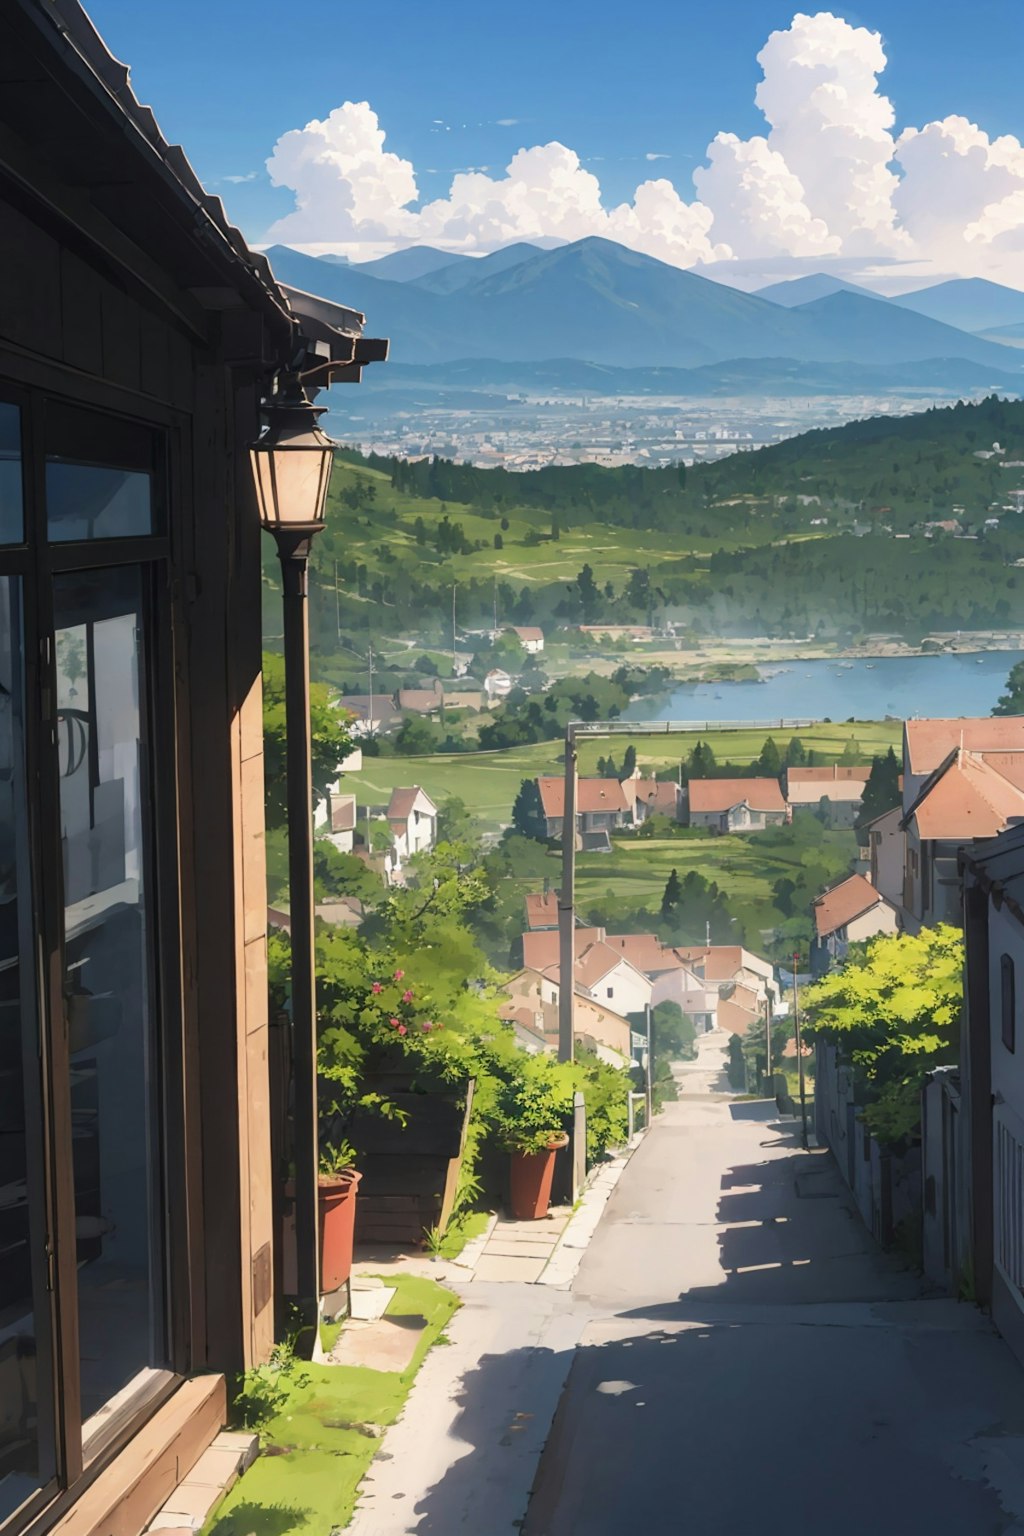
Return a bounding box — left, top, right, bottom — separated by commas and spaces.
53, 564, 171, 1460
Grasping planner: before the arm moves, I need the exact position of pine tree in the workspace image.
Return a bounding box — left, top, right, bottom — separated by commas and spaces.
857, 747, 901, 828
622, 744, 637, 778
511, 778, 547, 841
661, 867, 682, 918
786, 736, 807, 767
688, 740, 717, 777
757, 736, 783, 776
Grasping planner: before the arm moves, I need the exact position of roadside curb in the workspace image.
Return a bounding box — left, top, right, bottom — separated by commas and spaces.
536, 1145, 635, 1288
448, 1211, 499, 1274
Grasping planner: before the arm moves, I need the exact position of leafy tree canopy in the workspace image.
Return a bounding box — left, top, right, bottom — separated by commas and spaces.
802, 925, 963, 1143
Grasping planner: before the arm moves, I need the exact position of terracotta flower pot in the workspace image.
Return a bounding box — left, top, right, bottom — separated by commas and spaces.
318, 1169, 362, 1293
509, 1133, 569, 1221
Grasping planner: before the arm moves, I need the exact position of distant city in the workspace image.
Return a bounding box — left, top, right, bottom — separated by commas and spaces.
329, 385, 1003, 470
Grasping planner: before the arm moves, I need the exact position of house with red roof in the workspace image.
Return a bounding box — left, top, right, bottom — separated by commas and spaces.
811, 872, 899, 974
535, 775, 637, 842
687, 778, 788, 834
901, 748, 1024, 930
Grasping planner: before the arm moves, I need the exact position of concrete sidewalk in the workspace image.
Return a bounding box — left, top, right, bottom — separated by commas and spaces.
345, 1145, 635, 1531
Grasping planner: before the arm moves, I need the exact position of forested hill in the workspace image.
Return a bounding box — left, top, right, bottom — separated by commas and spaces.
341, 394, 1024, 532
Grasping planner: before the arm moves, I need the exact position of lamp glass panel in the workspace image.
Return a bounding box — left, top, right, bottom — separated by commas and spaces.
255, 447, 331, 527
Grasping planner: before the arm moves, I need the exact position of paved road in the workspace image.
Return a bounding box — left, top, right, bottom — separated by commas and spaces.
523, 1031, 1024, 1536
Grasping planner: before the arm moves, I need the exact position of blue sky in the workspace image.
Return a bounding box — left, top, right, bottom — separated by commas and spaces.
86, 1, 1024, 286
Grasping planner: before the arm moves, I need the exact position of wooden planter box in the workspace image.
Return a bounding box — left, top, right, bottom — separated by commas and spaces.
347, 1073, 474, 1247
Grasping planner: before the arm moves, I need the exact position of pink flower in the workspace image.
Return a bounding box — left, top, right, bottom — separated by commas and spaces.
389, 1017, 401, 1029
393, 969, 405, 981
402, 989, 414, 1003
421, 1022, 433, 1033
371, 982, 383, 995
397, 1024, 408, 1036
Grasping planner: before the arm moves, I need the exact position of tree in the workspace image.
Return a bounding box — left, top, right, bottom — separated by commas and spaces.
857, 747, 901, 828
660, 867, 682, 918
313, 841, 381, 904
840, 735, 863, 765
688, 739, 717, 777
785, 736, 807, 767
511, 778, 547, 841
995, 659, 1024, 715
493, 533, 504, 550
394, 716, 445, 755
652, 1001, 696, 1061
621, 744, 637, 778
802, 925, 963, 1142
757, 736, 782, 776
436, 795, 473, 843
262, 652, 353, 832
576, 563, 600, 622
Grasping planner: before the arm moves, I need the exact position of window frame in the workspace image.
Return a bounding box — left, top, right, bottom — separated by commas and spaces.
0, 381, 191, 1536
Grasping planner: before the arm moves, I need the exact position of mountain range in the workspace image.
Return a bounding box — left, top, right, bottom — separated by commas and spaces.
264, 237, 1024, 375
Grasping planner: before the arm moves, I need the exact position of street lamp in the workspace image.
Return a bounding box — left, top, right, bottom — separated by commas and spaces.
251, 374, 337, 1325
791, 951, 809, 1151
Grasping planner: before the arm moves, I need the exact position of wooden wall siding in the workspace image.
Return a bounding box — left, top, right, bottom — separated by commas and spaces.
0, 194, 198, 410
186, 360, 273, 1374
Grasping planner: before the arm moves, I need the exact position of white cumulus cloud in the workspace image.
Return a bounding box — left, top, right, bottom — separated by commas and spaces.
261, 13, 1024, 284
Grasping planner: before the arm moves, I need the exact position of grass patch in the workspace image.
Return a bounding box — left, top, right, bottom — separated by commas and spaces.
438, 1210, 491, 1259
205, 1274, 459, 1536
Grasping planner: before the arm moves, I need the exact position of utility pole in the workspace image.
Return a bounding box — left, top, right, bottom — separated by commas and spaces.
493, 575, 498, 637
452, 583, 457, 677
644, 1001, 654, 1128
334, 559, 341, 640
792, 951, 809, 1150
367, 641, 374, 735
764, 992, 773, 1092
557, 726, 577, 1063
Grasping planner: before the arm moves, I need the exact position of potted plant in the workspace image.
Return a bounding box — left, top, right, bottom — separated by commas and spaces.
493, 1056, 573, 1220
318, 1140, 361, 1295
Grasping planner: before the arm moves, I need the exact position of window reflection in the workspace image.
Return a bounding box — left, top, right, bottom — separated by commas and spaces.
0, 578, 52, 1522
54, 567, 167, 1447
45, 404, 155, 544
0, 406, 22, 545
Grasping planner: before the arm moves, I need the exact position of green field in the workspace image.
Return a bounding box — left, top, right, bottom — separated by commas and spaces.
339, 720, 902, 833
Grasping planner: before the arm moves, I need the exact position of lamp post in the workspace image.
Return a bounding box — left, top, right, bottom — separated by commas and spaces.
791, 951, 809, 1151
251, 375, 336, 1324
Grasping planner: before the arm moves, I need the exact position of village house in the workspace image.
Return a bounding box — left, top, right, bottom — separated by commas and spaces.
0, 5, 385, 1533
484, 668, 513, 699
636, 778, 684, 822
337, 694, 404, 737
323, 790, 358, 854
900, 747, 1024, 931
686, 777, 788, 833
784, 764, 871, 829
602, 933, 717, 1028
864, 805, 905, 911
499, 968, 632, 1065
524, 890, 560, 930
810, 872, 900, 975
386, 786, 438, 865
396, 679, 444, 715
535, 776, 637, 843
507, 625, 545, 653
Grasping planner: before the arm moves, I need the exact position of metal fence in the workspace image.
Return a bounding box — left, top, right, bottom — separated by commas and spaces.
571, 718, 823, 735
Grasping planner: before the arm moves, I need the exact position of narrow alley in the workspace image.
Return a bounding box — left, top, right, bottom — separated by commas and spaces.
525, 1032, 1024, 1535
351, 1032, 1024, 1535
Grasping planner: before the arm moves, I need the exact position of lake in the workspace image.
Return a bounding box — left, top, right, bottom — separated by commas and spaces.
622, 650, 1024, 725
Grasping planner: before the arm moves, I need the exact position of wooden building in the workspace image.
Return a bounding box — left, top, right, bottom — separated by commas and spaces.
0, 4, 383, 1534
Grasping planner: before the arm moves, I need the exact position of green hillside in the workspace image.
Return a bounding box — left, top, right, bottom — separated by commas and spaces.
265, 396, 1024, 679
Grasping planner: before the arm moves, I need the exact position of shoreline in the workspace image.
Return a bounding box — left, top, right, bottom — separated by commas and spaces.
557, 631, 1024, 684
